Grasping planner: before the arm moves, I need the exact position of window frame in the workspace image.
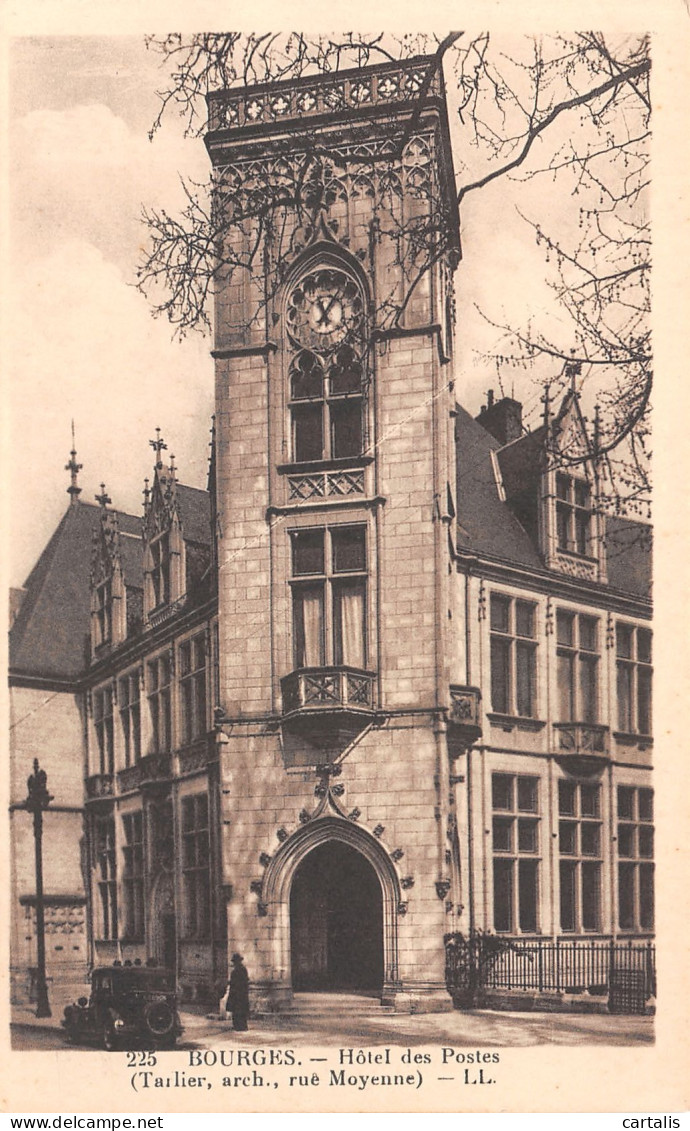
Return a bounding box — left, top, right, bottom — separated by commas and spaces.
558, 779, 603, 933
150, 530, 171, 609
95, 575, 113, 647
181, 793, 211, 940
491, 772, 541, 934
179, 633, 208, 746
489, 594, 538, 718
147, 654, 172, 755
616, 623, 653, 736
93, 685, 115, 776
289, 525, 369, 671
555, 473, 593, 557
617, 785, 654, 932
556, 610, 600, 723
121, 811, 145, 941
93, 815, 118, 941
119, 670, 142, 768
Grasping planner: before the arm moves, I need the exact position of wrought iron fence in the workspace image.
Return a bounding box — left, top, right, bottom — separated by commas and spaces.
445, 934, 655, 1013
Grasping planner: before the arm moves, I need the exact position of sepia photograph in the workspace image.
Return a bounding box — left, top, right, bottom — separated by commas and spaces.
2, 13, 688, 1116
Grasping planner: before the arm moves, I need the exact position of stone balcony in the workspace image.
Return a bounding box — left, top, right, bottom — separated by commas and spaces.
553, 722, 610, 771
117, 752, 173, 795
85, 772, 114, 802
280, 666, 377, 747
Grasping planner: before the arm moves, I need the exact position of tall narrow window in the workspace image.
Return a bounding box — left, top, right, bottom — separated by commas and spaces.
556, 611, 599, 723
489, 595, 538, 717
558, 780, 602, 932
492, 773, 540, 932
94, 816, 117, 940
119, 671, 141, 767
616, 624, 653, 735
617, 786, 654, 931
286, 267, 366, 464
150, 531, 171, 608
179, 634, 208, 745
555, 474, 592, 555
93, 686, 114, 776
95, 576, 113, 646
291, 526, 367, 670
182, 794, 210, 939
122, 811, 144, 940
148, 655, 172, 754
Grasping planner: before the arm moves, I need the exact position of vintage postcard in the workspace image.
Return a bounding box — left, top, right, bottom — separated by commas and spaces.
1, 0, 688, 1117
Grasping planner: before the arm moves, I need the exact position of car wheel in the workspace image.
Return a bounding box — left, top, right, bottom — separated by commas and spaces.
102, 1023, 117, 1052
143, 1000, 175, 1040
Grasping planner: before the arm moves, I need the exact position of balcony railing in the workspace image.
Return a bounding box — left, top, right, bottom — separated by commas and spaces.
85, 773, 114, 801
117, 753, 173, 794
207, 59, 441, 134
282, 666, 376, 714
553, 722, 610, 762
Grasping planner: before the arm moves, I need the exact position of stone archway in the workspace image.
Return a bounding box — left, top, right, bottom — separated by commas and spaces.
262, 817, 401, 1001
290, 840, 383, 991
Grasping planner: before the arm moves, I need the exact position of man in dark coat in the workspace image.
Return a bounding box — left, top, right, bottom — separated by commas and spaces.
227, 953, 249, 1031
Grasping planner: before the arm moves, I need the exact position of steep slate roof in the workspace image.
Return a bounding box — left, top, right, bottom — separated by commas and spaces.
9, 502, 135, 682
454, 405, 542, 570
455, 402, 652, 600
177, 485, 212, 546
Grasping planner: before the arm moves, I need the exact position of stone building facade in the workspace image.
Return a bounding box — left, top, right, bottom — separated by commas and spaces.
9, 55, 652, 1012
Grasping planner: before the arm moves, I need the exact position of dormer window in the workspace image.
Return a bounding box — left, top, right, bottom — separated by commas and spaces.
555, 474, 591, 555
150, 531, 171, 608
95, 576, 113, 646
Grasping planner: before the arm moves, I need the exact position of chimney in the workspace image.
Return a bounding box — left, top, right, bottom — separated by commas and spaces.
476, 391, 523, 446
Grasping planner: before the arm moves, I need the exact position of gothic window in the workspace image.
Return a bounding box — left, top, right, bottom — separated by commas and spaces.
93, 686, 114, 776
489, 595, 538, 717
121, 811, 144, 940
150, 531, 171, 608
119, 671, 141, 768
285, 267, 366, 465
617, 786, 654, 931
555, 474, 592, 555
556, 611, 599, 723
616, 624, 652, 735
290, 526, 367, 670
94, 816, 117, 941
147, 654, 172, 754
492, 774, 540, 933
558, 780, 602, 932
179, 634, 208, 745
181, 794, 210, 939
95, 576, 113, 647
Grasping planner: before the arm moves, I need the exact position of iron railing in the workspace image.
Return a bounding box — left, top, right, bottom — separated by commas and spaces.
446, 935, 655, 1007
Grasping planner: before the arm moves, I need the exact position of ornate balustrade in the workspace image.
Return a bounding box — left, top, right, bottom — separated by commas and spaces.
280, 666, 377, 746
207, 59, 440, 133
287, 468, 365, 502
553, 722, 610, 767
117, 753, 172, 794
85, 773, 114, 801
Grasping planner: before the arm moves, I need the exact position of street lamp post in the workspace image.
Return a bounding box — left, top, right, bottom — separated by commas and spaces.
25, 758, 53, 1018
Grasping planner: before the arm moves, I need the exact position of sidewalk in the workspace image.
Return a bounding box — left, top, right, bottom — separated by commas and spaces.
11, 993, 654, 1048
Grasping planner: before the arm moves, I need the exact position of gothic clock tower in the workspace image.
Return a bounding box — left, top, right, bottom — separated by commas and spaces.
205, 55, 472, 1012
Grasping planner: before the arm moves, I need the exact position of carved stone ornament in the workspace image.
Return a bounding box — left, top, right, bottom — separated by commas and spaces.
347, 808, 361, 822
373, 824, 385, 838
276, 827, 289, 843
397, 901, 408, 916
259, 852, 272, 868
401, 876, 415, 890
249, 880, 263, 896
435, 879, 451, 900
390, 848, 404, 863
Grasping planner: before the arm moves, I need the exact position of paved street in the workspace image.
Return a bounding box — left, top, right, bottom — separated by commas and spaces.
11, 995, 654, 1051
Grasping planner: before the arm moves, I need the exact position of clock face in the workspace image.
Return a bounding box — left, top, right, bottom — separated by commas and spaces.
286, 268, 363, 350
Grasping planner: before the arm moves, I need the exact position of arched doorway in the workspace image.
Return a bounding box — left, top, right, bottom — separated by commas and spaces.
290, 841, 383, 991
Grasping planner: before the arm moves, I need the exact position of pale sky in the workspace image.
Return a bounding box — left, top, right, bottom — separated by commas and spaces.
3, 34, 613, 587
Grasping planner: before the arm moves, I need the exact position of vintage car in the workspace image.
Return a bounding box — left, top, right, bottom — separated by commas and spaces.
62, 963, 183, 1050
